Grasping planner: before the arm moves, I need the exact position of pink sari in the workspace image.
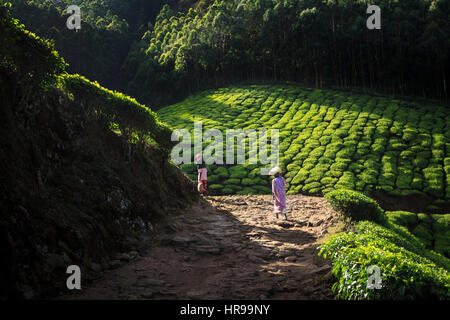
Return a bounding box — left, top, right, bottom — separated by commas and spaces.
198, 168, 207, 181
272, 177, 287, 213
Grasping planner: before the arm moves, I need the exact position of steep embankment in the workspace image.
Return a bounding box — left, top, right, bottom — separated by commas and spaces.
0, 6, 197, 299
158, 85, 450, 213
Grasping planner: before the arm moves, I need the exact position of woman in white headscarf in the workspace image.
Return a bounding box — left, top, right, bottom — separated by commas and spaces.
270, 166, 288, 220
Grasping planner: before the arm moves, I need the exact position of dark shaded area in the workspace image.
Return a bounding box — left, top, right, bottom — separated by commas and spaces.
0, 65, 198, 298
0, 4, 199, 299
371, 190, 449, 214
8, 0, 205, 97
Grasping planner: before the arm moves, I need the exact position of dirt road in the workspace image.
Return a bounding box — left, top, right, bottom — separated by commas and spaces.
64, 195, 338, 300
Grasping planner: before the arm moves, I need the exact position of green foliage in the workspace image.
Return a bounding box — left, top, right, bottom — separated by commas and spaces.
214, 166, 229, 178
386, 211, 450, 259
116, 0, 450, 106
207, 174, 219, 183
222, 187, 234, 194
159, 85, 449, 200
241, 178, 255, 186
62, 74, 172, 151
0, 3, 67, 87
386, 211, 418, 229
412, 224, 434, 248
433, 215, 450, 257
9, 0, 450, 108
325, 189, 386, 223
8, 0, 167, 96
319, 221, 450, 300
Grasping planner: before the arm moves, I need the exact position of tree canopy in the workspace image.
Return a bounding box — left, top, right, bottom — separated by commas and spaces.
8, 0, 450, 107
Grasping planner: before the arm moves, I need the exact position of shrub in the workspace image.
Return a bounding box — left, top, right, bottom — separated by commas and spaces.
358, 170, 377, 185
214, 167, 229, 178
241, 178, 255, 186
435, 235, 450, 258
386, 211, 418, 229
321, 176, 338, 185
208, 174, 220, 183
303, 182, 321, 192
253, 185, 272, 193
412, 224, 434, 248
236, 187, 258, 195
223, 178, 241, 185
325, 189, 386, 223
228, 185, 242, 191
319, 221, 450, 300
432, 215, 450, 257
248, 167, 262, 178
228, 165, 247, 176
222, 187, 234, 194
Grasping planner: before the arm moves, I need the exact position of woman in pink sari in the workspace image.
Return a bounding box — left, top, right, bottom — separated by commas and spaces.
270, 166, 289, 220
196, 154, 207, 194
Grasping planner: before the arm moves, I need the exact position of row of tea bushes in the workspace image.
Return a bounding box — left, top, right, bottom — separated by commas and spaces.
386, 211, 450, 258
320, 190, 449, 299
158, 85, 449, 201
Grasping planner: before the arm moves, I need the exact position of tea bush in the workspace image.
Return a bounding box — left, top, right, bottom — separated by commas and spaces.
319, 221, 450, 299
325, 189, 386, 223
386, 211, 450, 259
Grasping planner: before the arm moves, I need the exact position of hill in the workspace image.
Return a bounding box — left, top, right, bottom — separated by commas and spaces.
158, 85, 449, 212
0, 3, 197, 298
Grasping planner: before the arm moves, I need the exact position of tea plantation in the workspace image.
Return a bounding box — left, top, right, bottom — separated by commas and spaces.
158, 85, 449, 204
320, 189, 450, 299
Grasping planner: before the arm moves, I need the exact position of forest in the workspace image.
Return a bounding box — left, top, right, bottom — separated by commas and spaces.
9, 0, 450, 106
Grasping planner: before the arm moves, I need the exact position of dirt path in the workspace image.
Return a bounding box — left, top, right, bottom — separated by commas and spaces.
63, 195, 337, 300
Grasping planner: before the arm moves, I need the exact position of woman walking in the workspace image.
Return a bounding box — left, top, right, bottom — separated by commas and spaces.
196, 154, 207, 194
270, 166, 288, 220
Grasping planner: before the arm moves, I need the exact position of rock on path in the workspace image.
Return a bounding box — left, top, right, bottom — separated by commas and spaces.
62, 195, 337, 300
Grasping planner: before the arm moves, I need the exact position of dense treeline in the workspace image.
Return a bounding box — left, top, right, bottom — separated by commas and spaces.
8, 0, 201, 90
7, 0, 450, 107
124, 0, 450, 106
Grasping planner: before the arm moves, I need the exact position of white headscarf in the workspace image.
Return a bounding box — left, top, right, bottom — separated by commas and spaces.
269, 166, 282, 176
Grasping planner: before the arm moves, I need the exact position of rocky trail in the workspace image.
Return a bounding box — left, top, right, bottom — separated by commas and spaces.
63, 195, 338, 300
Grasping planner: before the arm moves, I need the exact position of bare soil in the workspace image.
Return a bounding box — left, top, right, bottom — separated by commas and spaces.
63, 195, 338, 300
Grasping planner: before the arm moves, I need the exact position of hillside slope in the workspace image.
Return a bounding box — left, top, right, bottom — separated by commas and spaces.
158, 85, 449, 212
0, 5, 198, 298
